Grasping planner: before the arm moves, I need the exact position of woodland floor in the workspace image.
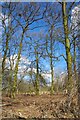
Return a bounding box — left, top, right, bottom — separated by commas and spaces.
1, 93, 79, 119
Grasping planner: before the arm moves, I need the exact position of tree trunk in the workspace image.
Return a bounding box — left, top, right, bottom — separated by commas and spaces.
50, 26, 54, 95
2, 36, 9, 75
12, 32, 24, 98
50, 57, 54, 94
73, 35, 77, 81
2, 12, 11, 75
62, 2, 73, 94
35, 50, 39, 95
2, 14, 12, 97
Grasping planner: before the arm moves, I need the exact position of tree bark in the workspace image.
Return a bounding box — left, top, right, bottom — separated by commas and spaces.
12, 32, 24, 98
50, 28, 54, 94
50, 57, 54, 94
73, 35, 77, 81
35, 50, 39, 95
46, 26, 54, 95
62, 2, 73, 94
2, 36, 9, 74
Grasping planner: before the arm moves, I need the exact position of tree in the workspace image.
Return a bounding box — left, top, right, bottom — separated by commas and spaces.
28, 60, 47, 94
44, 4, 60, 94
45, 28, 55, 94
71, 6, 79, 82
2, 2, 14, 74
1, 2, 19, 97
9, 3, 46, 97
62, 2, 73, 94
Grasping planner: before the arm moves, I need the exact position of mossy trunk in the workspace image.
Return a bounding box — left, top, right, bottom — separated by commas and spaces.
2, 36, 9, 75
2, 18, 12, 97
2, 36, 9, 97
50, 27, 54, 95
2, 13, 11, 75
35, 50, 39, 95
73, 36, 77, 81
12, 32, 24, 98
50, 57, 54, 95
62, 2, 73, 94
7, 73, 12, 97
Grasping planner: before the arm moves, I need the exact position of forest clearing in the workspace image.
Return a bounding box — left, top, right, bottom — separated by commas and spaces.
0, 1, 80, 119
2, 93, 79, 119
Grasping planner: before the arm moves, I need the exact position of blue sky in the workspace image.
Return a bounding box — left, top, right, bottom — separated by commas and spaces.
1, 2, 79, 79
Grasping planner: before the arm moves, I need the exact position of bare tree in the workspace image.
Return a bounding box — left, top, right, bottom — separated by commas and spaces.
8, 3, 46, 97
43, 4, 60, 94
62, 2, 73, 95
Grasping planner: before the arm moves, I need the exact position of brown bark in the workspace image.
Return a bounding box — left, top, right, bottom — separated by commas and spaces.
35, 49, 39, 95
62, 2, 73, 94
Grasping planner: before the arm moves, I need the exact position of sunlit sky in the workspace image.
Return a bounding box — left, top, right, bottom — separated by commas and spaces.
1, 2, 80, 81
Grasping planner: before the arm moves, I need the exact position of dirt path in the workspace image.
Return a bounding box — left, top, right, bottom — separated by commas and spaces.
2, 94, 79, 119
